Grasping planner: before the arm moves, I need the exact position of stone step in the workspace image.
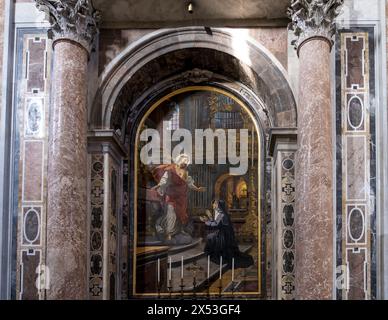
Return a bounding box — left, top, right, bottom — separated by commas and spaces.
165, 244, 252, 293
169, 241, 205, 267
168, 237, 202, 255
138, 237, 203, 254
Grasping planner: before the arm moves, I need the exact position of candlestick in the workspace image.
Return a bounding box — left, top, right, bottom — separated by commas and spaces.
169, 257, 172, 281
231, 280, 236, 299
157, 282, 161, 299
207, 277, 210, 298
193, 273, 197, 298
232, 258, 235, 281
180, 277, 185, 298
219, 256, 222, 279
168, 279, 173, 298
207, 255, 210, 279
157, 258, 160, 284
181, 256, 184, 279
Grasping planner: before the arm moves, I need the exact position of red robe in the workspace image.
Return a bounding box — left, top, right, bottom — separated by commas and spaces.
151, 164, 189, 225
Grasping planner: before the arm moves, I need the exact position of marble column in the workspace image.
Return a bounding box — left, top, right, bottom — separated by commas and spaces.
36, 0, 100, 299
288, 0, 343, 299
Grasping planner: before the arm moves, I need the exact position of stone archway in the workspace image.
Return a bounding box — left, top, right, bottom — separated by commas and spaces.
90, 27, 297, 132
87, 27, 298, 299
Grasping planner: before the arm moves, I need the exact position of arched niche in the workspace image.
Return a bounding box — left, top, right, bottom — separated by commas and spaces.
90, 27, 297, 133
87, 26, 298, 299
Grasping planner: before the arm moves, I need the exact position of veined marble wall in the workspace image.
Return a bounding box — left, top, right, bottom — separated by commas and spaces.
14, 29, 51, 300
333, 0, 387, 300
4, 0, 387, 300
386, 0, 388, 299
335, 28, 376, 300
0, 0, 5, 122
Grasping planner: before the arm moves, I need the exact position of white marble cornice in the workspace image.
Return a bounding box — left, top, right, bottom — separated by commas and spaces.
287, 0, 344, 53
35, 0, 101, 53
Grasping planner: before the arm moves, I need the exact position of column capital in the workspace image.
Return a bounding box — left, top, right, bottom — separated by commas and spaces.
287, 0, 344, 54
36, 0, 101, 54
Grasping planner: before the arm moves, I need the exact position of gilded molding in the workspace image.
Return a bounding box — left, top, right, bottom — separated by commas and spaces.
35, 0, 101, 53
287, 0, 344, 52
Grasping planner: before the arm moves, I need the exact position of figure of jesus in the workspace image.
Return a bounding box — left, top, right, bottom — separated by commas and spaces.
151, 154, 206, 244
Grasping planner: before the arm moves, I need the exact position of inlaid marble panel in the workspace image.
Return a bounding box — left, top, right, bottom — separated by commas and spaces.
22, 141, 43, 202
347, 248, 367, 300
89, 154, 104, 299
121, 160, 129, 299
26, 37, 47, 93
22, 207, 41, 246
279, 152, 295, 300
109, 164, 118, 300
265, 157, 272, 299
15, 29, 51, 300
25, 98, 45, 137
335, 29, 376, 300
345, 36, 365, 89
345, 135, 367, 201
20, 249, 41, 300
88, 150, 123, 300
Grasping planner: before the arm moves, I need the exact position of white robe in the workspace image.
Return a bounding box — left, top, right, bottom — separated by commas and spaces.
155, 171, 196, 237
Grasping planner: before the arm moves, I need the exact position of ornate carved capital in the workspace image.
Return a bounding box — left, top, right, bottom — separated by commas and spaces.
287, 0, 344, 53
36, 0, 101, 53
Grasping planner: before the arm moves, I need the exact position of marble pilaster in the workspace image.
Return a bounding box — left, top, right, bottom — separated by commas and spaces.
87, 130, 126, 300
288, 0, 343, 300
269, 128, 297, 300
36, 0, 100, 299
